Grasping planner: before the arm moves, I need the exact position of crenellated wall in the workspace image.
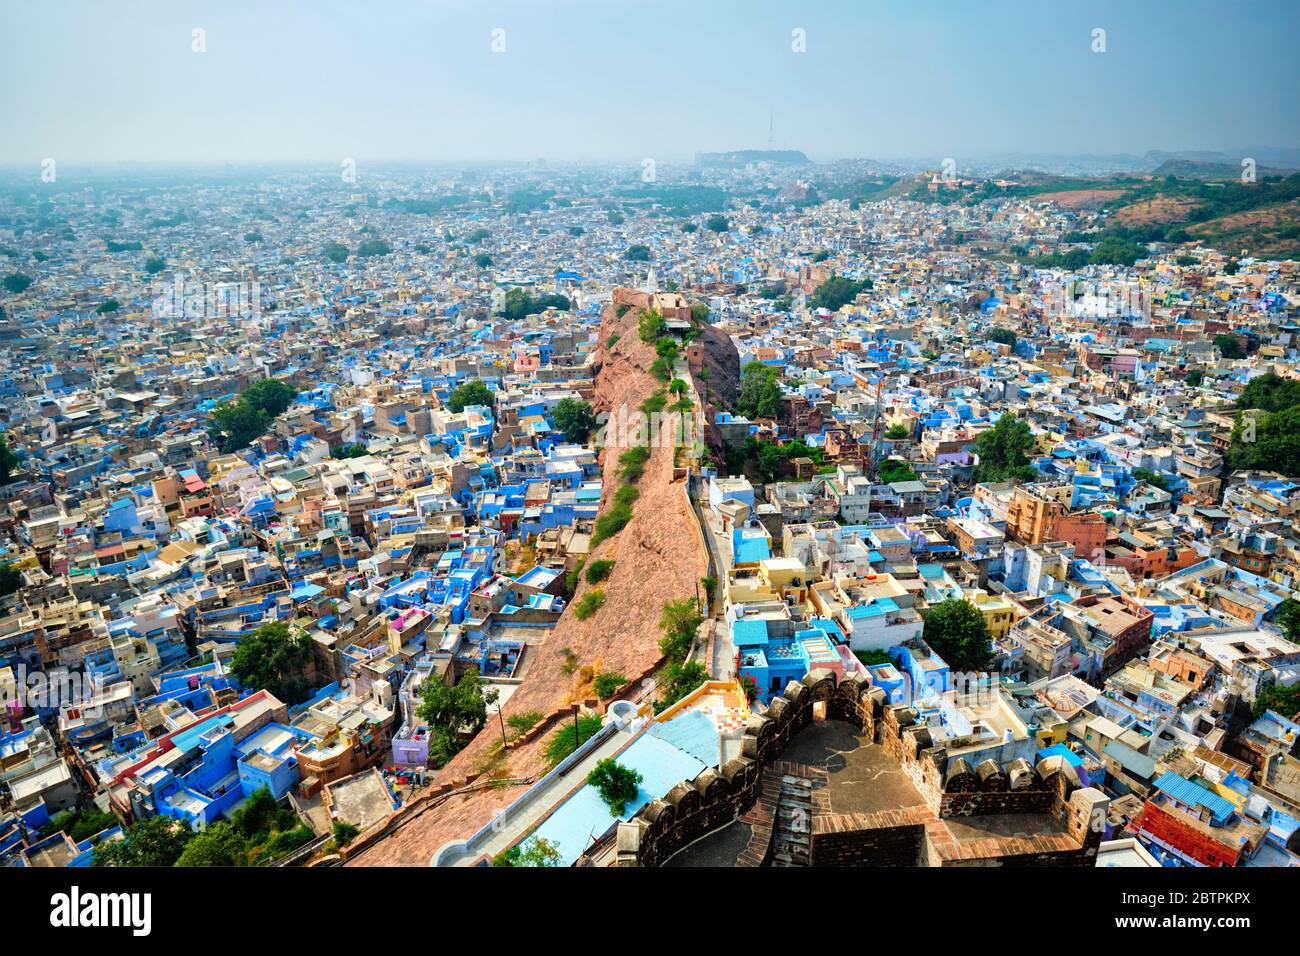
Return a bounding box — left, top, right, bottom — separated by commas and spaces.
611, 667, 1109, 867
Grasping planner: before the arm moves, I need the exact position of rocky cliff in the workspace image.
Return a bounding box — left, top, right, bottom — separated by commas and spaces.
347, 297, 708, 866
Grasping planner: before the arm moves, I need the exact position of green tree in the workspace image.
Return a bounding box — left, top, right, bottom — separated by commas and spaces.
355, 239, 392, 258
0, 435, 19, 483
95, 298, 120, 314
1132, 467, 1170, 492
885, 421, 911, 440
1227, 405, 1300, 477
551, 397, 596, 443
209, 398, 270, 453
175, 822, 247, 867
417, 670, 490, 766
1252, 682, 1300, 719
230, 621, 312, 704
2, 273, 32, 293
446, 378, 493, 413
493, 836, 562, 867
93, 816, 192, 867
243, 378, 298, 418
704, 214, 729, 233
877, 459, 919, 484
1185, 369, 1204, 387
972, 414, 1036, 483
623, 244, 651, 261
144, 256, 167, 275
655, 660, 708, 712
810, 275, 870, 312
659, 599, 703, 664
1237, 373, 1300, 413
322, 241, 349, 263
922, 598, 993, 672
495, 287, 569, 321
473, 252, 492, 269
1215, 334, 1245, 359
1274, 598, 1300, 643
737, 361, 782, 419
0, 561, 23, 596
587, 758, 643, 815
637, 309, 666, 343
987, 327, 1016, 347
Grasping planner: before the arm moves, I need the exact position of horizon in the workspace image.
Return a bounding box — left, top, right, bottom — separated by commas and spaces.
2, 0, 1297, 166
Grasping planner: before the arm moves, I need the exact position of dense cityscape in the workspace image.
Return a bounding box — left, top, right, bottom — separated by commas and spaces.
0, 6, 1297, 932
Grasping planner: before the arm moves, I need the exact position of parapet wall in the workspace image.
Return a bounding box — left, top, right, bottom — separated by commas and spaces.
611, 668, 1107, 867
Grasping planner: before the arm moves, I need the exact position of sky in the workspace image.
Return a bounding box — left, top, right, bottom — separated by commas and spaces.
1, 0, 1297, 166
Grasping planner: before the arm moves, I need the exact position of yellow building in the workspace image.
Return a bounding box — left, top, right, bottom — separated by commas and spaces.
968, 588, 1017, 639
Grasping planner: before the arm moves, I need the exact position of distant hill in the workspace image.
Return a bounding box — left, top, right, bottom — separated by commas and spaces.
1152, 159, 1298, 179
695, 149, 811, 167
1145, 147, 1300, 171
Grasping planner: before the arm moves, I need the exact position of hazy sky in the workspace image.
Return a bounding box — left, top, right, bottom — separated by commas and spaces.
2, 0, 1297, 165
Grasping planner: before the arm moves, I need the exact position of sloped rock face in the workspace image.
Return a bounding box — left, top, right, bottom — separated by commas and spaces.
347, 298, 708, 867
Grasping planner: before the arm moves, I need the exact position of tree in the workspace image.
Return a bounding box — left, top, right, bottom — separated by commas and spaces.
175, 822, 247, 867
243, 378, 297, 418
93, 816, 192, 867
495, 287, 569, 321
332, 443, 369, 459
322, 241, 349, 263
737, 361, 782, 419
1252, 682, 1300, 719
877, 459, 918, 484
1237, 373, 1300, 413
1132, 467, 1170, 492
655, 660, 708, 712
972, 414, 1036, 483
0, 435, 19, 483
922, 598, 993, 672
659, 599, 703, 664
355, 239, 392, 258
637, 309, 666, 343
704, 214, 729, 233
987, 327, 1016, 347
0, 561, 23, 597
623, 244, 651, 261
446, 378, 493, 413
230, 621, 312, 704
1215, 333, 1245, 360
885, 421, 911, 440
1227, 405, 1300, 477
1274, 598, 1300, 644
473, 252, 492, 269
209, 398, 270, 453
493, 836, 562, 867
95, 299, 120, 313
144, 256, 167, 275
551, 397, 596, 443
417, 670, 490, 766
2, 273, 32, 293
1185, 369, 1204, 387
810, 275, 870, 312
587, 758, 643, 815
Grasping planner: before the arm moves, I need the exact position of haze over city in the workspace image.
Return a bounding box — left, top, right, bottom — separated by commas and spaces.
1, 0, 1298, 165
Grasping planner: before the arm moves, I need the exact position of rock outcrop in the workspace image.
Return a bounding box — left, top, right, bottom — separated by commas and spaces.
346, 296, 708, 866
